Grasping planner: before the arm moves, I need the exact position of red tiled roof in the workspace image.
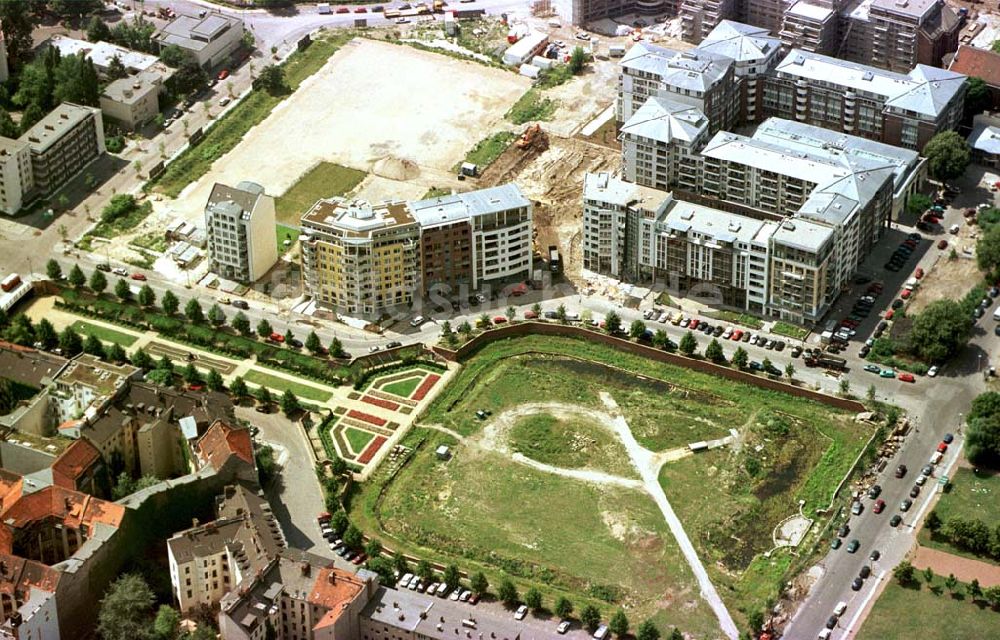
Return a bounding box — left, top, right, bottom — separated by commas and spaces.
0, 486, 124, 531
948, 45, 1000, 87
196, 420, 254, 469
51, 440, 101, 490
0, 553, 61, 597
309, 568, 365, 630
0, 470, 23, 514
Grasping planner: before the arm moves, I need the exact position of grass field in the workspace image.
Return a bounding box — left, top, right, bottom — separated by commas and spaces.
706, 310, 764, 330
771, 321, 809, 340
857, 574, 1000, 640
456, 131, 516, 172
276, 224, 301, 254
382, 376, 423, 398
355, 335, 864, 635
71, 321, 139, 347
243, 369, 333, 402
919, 468, 1000, 560
505, 88, 558, 125
275, 162, 367, 225
508, 412, 637, 478
345, 426, 375, 454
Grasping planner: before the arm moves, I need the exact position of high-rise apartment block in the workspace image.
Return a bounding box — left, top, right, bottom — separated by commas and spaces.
205, 181, 279, 283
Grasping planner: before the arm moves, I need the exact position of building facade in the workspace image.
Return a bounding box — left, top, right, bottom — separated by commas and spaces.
0, 139, 33, 216
100, 70, 164, 131
204, 181, 278, 283
154, 13, 244, 69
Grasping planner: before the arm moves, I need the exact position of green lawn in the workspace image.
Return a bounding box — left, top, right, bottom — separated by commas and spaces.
71, 321, 139, 347
155, 33, 356, 198
508, 412, 637, 478
505, 88, 558, 125
455, 131, 517, 172
857, 575, 1000, 640
276, 224, 301, 254
275, 162, 367, 225
243, 369, 333, 402
381, 376, 423, 398
345, 427, 376, 454
706, 310, 764, 330
919, 468, 1000, 560
771, 321, 809, 340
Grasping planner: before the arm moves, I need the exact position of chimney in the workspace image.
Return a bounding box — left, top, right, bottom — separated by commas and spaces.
64, 497, 73, 510
301, 562, 311, 576
192, 517, 200, 528
327, 571, 336, 585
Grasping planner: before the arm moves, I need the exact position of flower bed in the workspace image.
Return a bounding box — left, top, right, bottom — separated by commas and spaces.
411, 374, 441, 401
362, 395, 400, 411
347, 409, 387, 427
357, 435, 387, 465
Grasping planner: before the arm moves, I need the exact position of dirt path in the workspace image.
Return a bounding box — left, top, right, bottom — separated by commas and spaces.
913, 545, 1000, 587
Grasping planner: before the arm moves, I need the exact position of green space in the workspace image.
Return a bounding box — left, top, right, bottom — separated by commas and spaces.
770, 321, 809, 340
505, 89, 558, 125
345, 427, 376, 454
129, 232, 169, 253
455, 131, 517, 172
86, 195, 153, 240
353, 335, 865, 634
382, 376, 423, 398
355, 427, 722, 638
275, 162, 367, 225
508, 412, 637, 478
155, 33, 355, 197
243, 370, 333, 402
706, 310, 764, 330
857, 574, 1000, 640
919, 467, 1000, 561
276, 224, 301, 254
71, 321, 139, 347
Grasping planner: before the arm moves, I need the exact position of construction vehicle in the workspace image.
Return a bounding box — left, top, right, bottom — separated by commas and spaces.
516, 124, 542, 149
804, 353, 847, 371
433, 0, 446, 11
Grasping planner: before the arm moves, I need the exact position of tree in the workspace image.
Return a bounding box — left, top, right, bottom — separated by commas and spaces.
986, 585, 1000, 608
159, 44, 189, 68
604, 310, 621, 334
84, 334, 106, 359
965, 77, 991, 122
131, 348, 153, 370
785, 362, 795, 380
0, 0, 38, 71
416, 559, 434, 582
280, 389, 300, 416
569, 46, 587, 74
609, 609, 629, 638
926, 510, 943, 533
89, 269, 108, 294
365, 538, 382, 558
34, 318, 58, 350
329, 336, 346, 358
330, 510, 349, 536
679, 331, 697, 356
230, 376, 249, 399
629, 319, 646, 340
306, 331, 322, 354
343, 524, 363, 550
258, 64, 287, 95
206, 369, 224, 392
867, 384, 877, 404
471, 571, 489, 595
59, 327, 83, 356
0, 108, 16, 139
68, 264, 86, 288
458, 321, 473, 338
904, 193, 933, 218
636, 621, 660, 640
255, 386, 272, 406
556, 303, 567, 323
669, 629, 683, 640
923, 566, 935, 584
498, 578, 519, 607
138, 284, 155, 307
554, 596, 573, 619
157, 355, 174, 373
159, 291, 182, 317
924, 131, 970, 182
977, 223, 1000, 279
441, 320, 457, 347
531, 302, 542, 317
705, 338, 725, 363
966, 401, 1000, 466
97, 573, 155, 640
183, 363, 201, 385
208, 304, 226, 327
506, 305, 516, 321
392, 551, 409, 575
443, 564, 461, 591
945, 573, 959, 596
184, 299, 204, 323
365, 557, 395, 586
115, 277, 132, 301
153, 605, 180, 640
732, 346, 748, 369
839, 378, 851, 397
525, 587, 543, 612
257, 319, 273, 338
580, 604, 601, 631
284, 329, 296, 346
893, 560, 915, 585
970, 578, 983, 602
652, 329, 669, 349
46, 259, 62, 281
232, 312, 251, 336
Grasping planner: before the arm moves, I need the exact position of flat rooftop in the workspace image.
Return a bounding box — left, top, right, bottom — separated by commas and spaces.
155, 13, 241, 52
47, 36, 159, 72
301, 198, 417, 237
410, 183, 530, 228
788, 1, 835, 22
20, 103, 99, 154
871, 0, 938, 19
662, 198, 768, 245
54, 354, 136, 395
771, 218, 834, 253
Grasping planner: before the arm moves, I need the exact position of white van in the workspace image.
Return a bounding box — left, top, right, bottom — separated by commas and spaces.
593, 625, 609, 640
993, 306, 1000, 321
410, 315, 425, 327
818, 630, 831, 640
834, 601, 847, 616
930, 451, 943, 465
399, 573, 413, 588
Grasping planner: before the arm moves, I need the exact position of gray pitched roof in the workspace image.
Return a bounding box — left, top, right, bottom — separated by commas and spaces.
621, 96, 708, 145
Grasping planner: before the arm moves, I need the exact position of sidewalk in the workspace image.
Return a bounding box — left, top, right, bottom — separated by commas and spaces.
913, 545, 1000, 587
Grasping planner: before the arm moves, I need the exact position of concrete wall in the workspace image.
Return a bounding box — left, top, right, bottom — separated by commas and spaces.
433, 321, 867, 413
0, 393, 52, 437
0, 441, 57, 476
248, 194, 278, 282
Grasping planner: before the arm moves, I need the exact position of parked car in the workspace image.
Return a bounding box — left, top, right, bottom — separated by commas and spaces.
900, 499, 913, 512
927, 365, 939, 377
864, 364, 881, 374
890, 515, 902, 527
514, 605, 528, 620
557, 621, 571, 634
869, 550, 880, 562
831, 538, 842, 550
943, 433, 954, 444
910, 485, 921, 498
899, 372, 915, 383
873, 498, 885, 514
218, 69, 229, 80
113, 267, 128, 276
937, 441, 948, 453
859, 565, 871, 580
895, 464, 907, 478
837, 524, 850, 538
846, 539, 860, 553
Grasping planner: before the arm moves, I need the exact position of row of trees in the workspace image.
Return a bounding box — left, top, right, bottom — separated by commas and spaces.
965, 391, 1000, 466
98, 573, 215, 640
925, 509, 1000, 560
893, 561, 1000, 607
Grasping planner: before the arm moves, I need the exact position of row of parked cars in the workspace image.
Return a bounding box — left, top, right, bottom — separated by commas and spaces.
396, 573, 481, 604
317, 515, 370, 565
883, 233, 922, 273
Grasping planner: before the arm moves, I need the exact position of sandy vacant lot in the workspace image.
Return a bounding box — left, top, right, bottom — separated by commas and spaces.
163, 38, 529, 222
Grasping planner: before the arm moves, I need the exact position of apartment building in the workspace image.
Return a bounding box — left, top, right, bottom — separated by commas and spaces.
218, 550, 374, 640
780, 1, 841, 55
168, 484, 284, 613
0, 139, 33, 215
301, 199, 420, 321
618, 42, 739, 133
621, 95, 710, 190
410, 184, 533, 297
205, 181, 278, 283
764, 48, 966, 150
679, 0, 740, 43
553, 0, 680, 25
697, 20, 782, 122
969, 112, 1000, 169
49, 354, 138, 427
840, 0, 961, 72
100, 70, 165, 131
154, 13, 244, 69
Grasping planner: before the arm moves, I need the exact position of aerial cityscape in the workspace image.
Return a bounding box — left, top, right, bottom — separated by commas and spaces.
1, 0, 1000, 639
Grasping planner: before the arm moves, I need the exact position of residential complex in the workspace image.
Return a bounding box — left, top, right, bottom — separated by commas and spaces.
0, 103, 105, 215
154, 13, 245, 69
205, 181, 279, 283
301, 185, 533, 321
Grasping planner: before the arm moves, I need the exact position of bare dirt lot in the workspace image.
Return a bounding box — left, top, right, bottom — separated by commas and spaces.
908, 232, 982, 315
158, 38, 530, 223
